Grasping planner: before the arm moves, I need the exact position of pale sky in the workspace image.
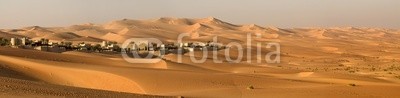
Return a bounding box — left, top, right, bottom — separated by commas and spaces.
0, 0, 399, 29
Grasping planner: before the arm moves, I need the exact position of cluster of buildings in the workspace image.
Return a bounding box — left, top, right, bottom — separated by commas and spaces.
10, 37, 67, 53
4, 37, 226, 55
6, 37, 120, 53
124, 40, 226, 55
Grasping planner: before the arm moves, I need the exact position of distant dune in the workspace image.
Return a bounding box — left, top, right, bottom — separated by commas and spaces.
1, 17, 398, 44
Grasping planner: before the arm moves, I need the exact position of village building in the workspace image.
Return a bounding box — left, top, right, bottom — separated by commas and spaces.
10, 38, 32, 49
105, 44, 119, 51
160, 44, 165, 50
136, 40, 149, 51
101, 41, 108, 47
78, 43, 90, 51
10, 38, 21, 46
34, 45, 66, 53
4, 37, 226, 55
21, 37, 30, 45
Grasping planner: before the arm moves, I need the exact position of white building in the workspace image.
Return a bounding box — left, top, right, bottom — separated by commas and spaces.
131, 43, 138, 51
21, 37, 30, 45
101, 41, 108, 47
79, 43, 90, 50
10, 38, 21, 46
136, 40, 149, 51
177, 43, 183, 48
160, 44, 165, 50
183, 43, 189, 47
193, 42, 206, 47
185, 47, 194, 52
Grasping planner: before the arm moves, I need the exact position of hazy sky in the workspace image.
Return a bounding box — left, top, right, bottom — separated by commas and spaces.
0, 0, 399, 29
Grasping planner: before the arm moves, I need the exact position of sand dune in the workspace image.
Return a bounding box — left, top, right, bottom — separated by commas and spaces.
0, 31, 24, 38
101, 32, 130, 42
38, 32, 81, 40
155, 17, 193, 25
0, 17, 323, 43
297, 29, 332, 39
240, 24, 265, 31
104, 19, 143, 30
188, 23, 213, 32
19, 26, 54, 38
0, 55, 145, 93
74, 29, 109, 38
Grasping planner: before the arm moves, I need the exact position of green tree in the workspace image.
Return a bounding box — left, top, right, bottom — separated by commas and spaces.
0, 38, 10, 46
92, 44, 102, 52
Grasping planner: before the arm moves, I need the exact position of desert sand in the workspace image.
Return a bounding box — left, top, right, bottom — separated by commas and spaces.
1, 17, 400, 98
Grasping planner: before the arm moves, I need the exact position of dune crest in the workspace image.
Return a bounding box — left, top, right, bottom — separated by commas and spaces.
241, 24, 265, 31
155, 17, 192, 25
